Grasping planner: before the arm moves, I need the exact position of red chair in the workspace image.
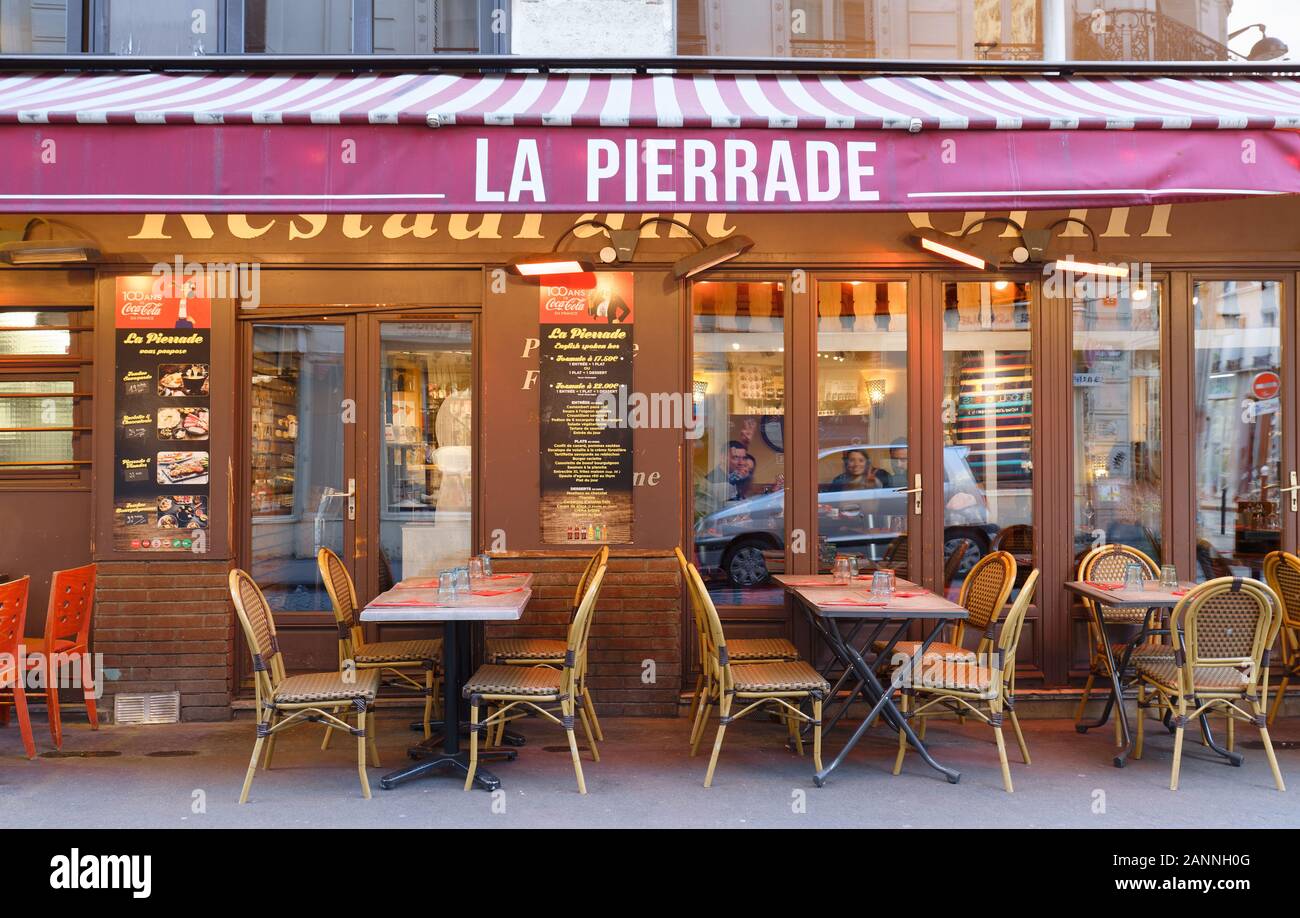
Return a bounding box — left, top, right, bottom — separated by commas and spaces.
24, 564, 97, 748
0, 577, 36, 758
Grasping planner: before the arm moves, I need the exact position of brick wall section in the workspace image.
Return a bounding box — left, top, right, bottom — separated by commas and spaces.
94, 559, 235, 722
486, 553, 682, 717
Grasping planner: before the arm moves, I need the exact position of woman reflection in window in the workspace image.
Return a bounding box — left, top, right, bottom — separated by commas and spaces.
830, 448, 886, 491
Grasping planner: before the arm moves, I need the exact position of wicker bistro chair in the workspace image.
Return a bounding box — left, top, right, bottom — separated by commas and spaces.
229, 569, 381, 803
1074, 544, 1172, 740
682, 561, 828, 787
674, 547, 802, 732
463, 565, 607, 794
485, 546, 608, 743
21, 563, 97, 748
940, 538, 974, 596
1264, 550, 1300, 725
893, 570, 1040, 793
873, 550, 1017, 667
318, 548, 442, 743
1133, 576, 1286, 792
0, 577, 35, 759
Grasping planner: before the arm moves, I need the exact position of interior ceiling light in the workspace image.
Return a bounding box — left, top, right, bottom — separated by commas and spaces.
0, 217, 100, 265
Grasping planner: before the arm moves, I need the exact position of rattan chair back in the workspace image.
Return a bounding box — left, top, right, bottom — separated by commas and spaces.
685, 561, 732, 695
318, 547, 361, 661
229, 568, 287, 705
1077, 542, 1159, 625
993, 524, 1033, 555
956, 550, 1016, 646
1171, 577, 1280, 696
572, 546, 609, 618
1264, 550, 1300, 630
941, 539, 973, 594
996, 569, 1039, 688
677, 547, 712, 664
566, 565, 607, 697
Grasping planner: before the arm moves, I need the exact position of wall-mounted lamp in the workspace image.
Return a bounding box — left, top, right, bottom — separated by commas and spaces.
1230, 23, 1289, 61
909, 216, 1123, 275
0, 218, 100, 265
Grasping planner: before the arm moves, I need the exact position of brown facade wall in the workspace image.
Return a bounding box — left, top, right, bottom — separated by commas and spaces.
486, 553, 682, 717
94, 559, 235, 722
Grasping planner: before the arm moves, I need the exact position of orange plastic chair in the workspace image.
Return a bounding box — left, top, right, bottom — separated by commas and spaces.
23, 564, 97, 748
0, 577, 36, 758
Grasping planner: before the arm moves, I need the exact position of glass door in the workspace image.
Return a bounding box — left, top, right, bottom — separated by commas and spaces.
244, 319, 354, 675
373, 319, 475, 590
814, 279, 912, 580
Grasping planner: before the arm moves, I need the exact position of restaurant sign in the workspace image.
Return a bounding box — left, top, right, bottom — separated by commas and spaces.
3, 125, 1295, 213
112, 276, 212, 552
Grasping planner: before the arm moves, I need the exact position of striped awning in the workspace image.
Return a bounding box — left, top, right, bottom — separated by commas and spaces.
4, 70, 1300, 131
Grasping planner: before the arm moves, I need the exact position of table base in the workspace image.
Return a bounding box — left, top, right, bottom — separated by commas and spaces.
380, 747, 518, 791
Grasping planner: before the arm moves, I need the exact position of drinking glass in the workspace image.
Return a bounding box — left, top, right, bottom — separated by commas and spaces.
870, 571, 893, 600
468, 557, 484, 584
1123, 563, 1145, 591
479, 553, 493, 577
878, 567, 896, 592
847, 555, 859, 579
833, 556, 851, 585
438, 570, 456, 602
454, 566, 471, 594
1160, 564, 1178, 590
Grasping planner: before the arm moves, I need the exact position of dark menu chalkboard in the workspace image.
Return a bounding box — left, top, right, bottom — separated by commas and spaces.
539, 272, 634, 545
112, 275, 212, 552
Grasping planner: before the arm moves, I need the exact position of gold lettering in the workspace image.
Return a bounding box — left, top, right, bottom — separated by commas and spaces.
228, 214, 275, 239
288, 214, 328, 240
448, 213, 502, 240
383, 214, 437, 239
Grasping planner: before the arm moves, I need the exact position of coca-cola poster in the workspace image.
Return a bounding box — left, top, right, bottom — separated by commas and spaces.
112, 275, 212, 552
539, 272, 634, 544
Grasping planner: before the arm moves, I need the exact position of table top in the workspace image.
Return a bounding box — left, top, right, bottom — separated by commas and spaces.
775, 574, 968, 620
1064, 579, 1196, 609
359, 573, 533, 623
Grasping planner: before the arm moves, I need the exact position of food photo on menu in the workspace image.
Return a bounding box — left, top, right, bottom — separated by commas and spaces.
157, 406, 209, 440
156, 495, 208, 530
158, 362, 210, 397
156, 450, 209, 485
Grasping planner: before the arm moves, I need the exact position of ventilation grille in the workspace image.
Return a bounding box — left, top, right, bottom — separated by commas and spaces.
114, 692, 181, 725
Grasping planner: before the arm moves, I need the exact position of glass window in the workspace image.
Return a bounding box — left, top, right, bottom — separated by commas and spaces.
373, 0, 480, 53
0, 0, 69, 52
815, 280, 910, 580
0, 310, 77, 356
1193, 280, 1282, 581
942, 280, 1033, 600
105, 0, 219, 54
244, 0, 352, 53
691, 281, 786, 607
249, 324, 345, 612
1072, 281, 1162, 566
379, 322, 472, 586
0, 379, 75, 470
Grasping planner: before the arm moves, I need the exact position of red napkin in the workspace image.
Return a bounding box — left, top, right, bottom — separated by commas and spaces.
1086, 582, 1124, 591
893, 591, 921, 598
1171, 589, 1189, 596
471, 588, 522, 597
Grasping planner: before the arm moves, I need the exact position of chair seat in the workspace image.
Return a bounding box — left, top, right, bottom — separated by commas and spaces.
273, 669, 379, 705
913, 659, 996, 693
728, 637, 801, 662
463, 664, 562, 697
874, 639, 975, 664
355, 638, 442, 665
730, 661, 830, 694
23, 637, 80, 656
487, 637, 567, 662
1136, 660, 1252, 692
1097, 606, 1157, 624
1124, 639, 1175, 662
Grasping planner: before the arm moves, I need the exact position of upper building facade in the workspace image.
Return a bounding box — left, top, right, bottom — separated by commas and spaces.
0, 0, 1276, 63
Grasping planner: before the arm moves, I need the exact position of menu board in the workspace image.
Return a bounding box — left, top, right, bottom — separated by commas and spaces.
539, 272, 634, 544
112, 276, 212, 552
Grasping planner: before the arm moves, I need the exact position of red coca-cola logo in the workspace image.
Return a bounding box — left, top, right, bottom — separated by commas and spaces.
120, 301, 163, 317
542, 287, 587, 314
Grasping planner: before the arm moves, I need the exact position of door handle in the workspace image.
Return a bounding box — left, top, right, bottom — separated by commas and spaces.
900, 473, 922, 515
1281, 471, 1300, 513
324, 479, 357, 520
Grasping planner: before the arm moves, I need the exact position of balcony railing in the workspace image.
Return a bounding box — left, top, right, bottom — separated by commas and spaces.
974, 42, 1044, 61
790, 38, 877, 59
1074, 8, 1231, 62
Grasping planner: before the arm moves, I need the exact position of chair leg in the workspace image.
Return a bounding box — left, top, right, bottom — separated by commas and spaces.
262, 712, 278, 770
1267, 671, 1289, 725
689, 696, 713, 756
46, 655, 63, 750
687, 672, 705, 724
356, 710, 371, 800
1226, 713, 1234, 753
1009, 706, 1030, 765
786, 704, 804, 756
12, 686, 35, 759
893, 692, 909, 775
1075, 672, 1096, 724
367, 707, 380, 767
422, 668, 435, 741
1134, 684, 1146, 760
1258, 722, 1286, 792
240, 731, 265, 804
582, 686, 604, 742
321, 705, 338, 751
992, 701, 1013, 793
80, 651, 99, 730
578, 705, 601, 763
565, 703, 587, 795
1170, 699, 1187, 791
812, 697, 823, 775
463, 704, 480, 791
703, 696, 732, 788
